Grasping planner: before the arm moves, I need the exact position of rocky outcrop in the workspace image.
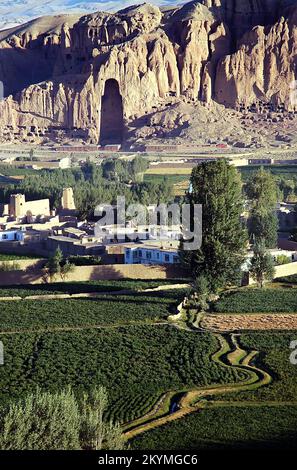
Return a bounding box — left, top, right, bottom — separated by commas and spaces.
215, 7, 297, 109
0, 1, 297, 145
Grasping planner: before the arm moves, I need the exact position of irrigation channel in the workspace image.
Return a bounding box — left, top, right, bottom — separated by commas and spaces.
123, 332, 272, 440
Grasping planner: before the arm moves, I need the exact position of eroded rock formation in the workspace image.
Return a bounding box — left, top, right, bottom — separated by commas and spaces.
0, 1, 297, 145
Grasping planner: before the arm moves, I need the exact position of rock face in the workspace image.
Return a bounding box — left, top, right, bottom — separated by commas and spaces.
0, 1, 297, 145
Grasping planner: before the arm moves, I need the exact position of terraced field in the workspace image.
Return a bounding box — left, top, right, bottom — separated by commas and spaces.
0, 280, 296, 449
212, 287, 297, 313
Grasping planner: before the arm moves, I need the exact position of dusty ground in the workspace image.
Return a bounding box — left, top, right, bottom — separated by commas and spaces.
201, 313, 297, 331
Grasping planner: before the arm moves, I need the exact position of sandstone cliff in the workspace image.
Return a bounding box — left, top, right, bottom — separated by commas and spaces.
0, 1, 296, 146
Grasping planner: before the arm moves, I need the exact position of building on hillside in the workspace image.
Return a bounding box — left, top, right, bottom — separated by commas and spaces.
124, 242, 180, 265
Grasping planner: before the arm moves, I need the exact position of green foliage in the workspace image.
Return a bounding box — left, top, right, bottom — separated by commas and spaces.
212, 288, 297, 313
216, 331, 297, 403
67, 255, 101, 266
44, 248, 74, 282
245, 168, 279, 247
0, 387, 81, 450
0, 164, 173, 220
0, 292, 183, 332
192, 275, 210, 311
102, 156, 149, 183
0, 386, 124, 450
131, 405, 297, 450
275, 254, 291, 265
245, 167, 278, 211
182, 160, 247, 291
0, 327, 243, 422
249, 241, 276, 288
0, 279, 183, 298
248, 211, 278, 248
239, 332, 297, 401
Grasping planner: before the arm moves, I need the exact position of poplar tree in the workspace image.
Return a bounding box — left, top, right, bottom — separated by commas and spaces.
182, 160, 247, 291
245, 167, 279, 248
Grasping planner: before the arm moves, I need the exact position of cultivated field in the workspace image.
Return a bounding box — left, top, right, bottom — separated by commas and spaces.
0, 280, 296, 449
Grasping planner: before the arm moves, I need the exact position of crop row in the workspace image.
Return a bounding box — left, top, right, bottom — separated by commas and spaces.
0, 292, 187, 332
212, 288, 297, 313
0, 326, 243, 421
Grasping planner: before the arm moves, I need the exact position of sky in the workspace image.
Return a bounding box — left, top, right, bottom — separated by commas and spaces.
0, 0, 173, 29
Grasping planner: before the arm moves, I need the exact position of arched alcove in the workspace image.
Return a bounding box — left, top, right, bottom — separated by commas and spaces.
99, 79, 124, 145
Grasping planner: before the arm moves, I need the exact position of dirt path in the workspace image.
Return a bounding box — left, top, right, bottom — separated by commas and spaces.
123, 334, 272, 440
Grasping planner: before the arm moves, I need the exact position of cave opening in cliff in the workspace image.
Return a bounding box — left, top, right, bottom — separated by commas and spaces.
99, 79, 124, 145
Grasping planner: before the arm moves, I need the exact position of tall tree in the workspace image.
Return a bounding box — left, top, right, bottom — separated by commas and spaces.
245, 167, 279, 248
0, 388, 81, 450
181, 160, 247, 292
249, 240, 276, 288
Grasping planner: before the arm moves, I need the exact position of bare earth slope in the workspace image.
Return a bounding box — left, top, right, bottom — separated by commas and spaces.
0, 1, 297, 147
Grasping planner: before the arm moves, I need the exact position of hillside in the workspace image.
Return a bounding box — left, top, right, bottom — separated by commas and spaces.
0, 1, 297, 148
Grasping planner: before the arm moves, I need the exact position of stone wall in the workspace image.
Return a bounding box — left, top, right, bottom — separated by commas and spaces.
246, 260, 297, 285
0, 258, 46, 270
0, 263, 188, 286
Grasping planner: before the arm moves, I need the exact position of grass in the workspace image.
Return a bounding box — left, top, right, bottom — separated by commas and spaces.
145, 167, 192, 175
0, 279, 188, 298
212, 287, 297, 313
238, 164, 297, 181
236, 332, 297, 401
0, 327, 243, 423
0, 290, 189, 332
131, 404, 297, 450
143, 174, 189, 185
208, 331, 297, 403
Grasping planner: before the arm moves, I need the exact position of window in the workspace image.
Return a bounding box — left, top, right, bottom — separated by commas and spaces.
165, 254, 170, 262
146, 251, 152, 259
2, 234, 8, 240
138, 250, 143, 258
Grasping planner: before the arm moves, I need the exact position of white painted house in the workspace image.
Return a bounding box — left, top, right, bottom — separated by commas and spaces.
0, 230, 24, 242
124, 243, 180, 265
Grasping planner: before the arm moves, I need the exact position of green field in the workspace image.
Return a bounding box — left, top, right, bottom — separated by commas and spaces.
0, 291, 189, 332
238, 164, 297, 181
212, 288, 297, 313
0, 279, 187, 298
131, 405, 297, 450
143, 174, 189, 185
1, 280, 297, 449
0, 326, 242, 423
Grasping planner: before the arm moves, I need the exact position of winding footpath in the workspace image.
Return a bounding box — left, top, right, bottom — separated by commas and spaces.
123, 333, 272, 440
